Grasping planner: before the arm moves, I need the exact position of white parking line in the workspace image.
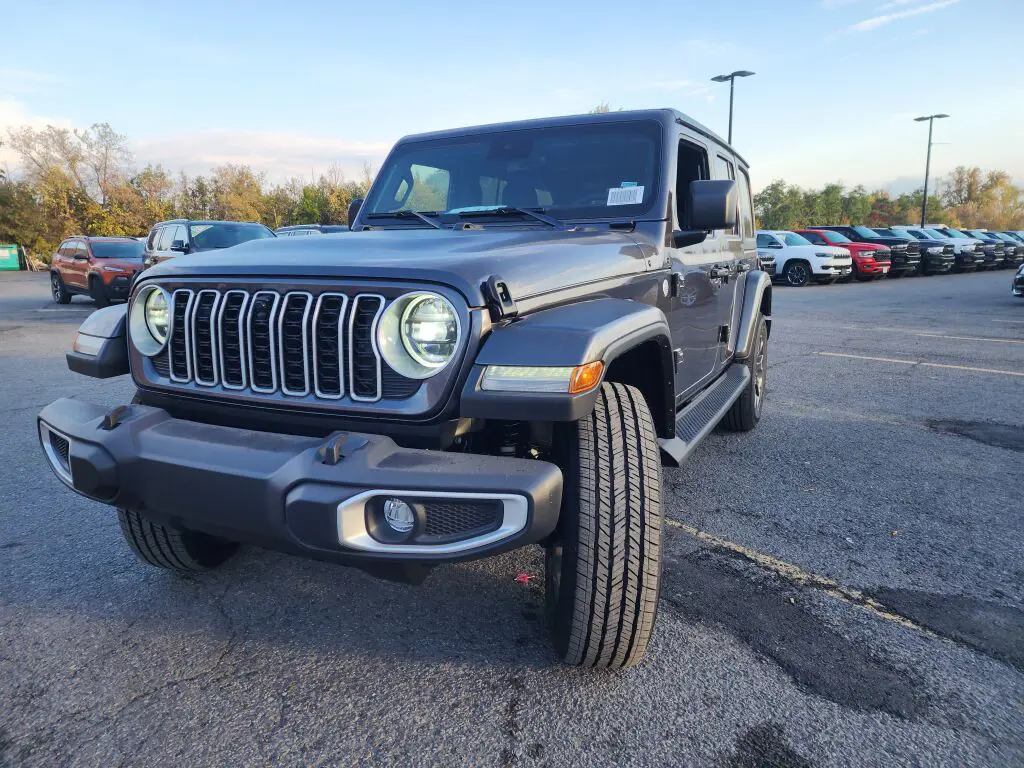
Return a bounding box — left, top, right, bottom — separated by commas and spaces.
817, 351, 1024, 377
840, 325, 1023, 344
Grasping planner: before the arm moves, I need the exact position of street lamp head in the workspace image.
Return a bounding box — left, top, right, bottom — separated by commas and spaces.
711, 74, 731, 82
914, 113, 950, 121
934, 113, 949, 119
733, 70, 756, 78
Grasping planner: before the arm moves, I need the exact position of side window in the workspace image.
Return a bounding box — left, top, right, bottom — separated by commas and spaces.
675, 138, 710, 230
80, 242, 92, 259
156, 226, 174, 251
802, 231, 826, 245
713, 155, 738, 234
736, 167, 754, 239
171, 225, 187, 246
57, 240, 72, 256
756, 234, 774, 249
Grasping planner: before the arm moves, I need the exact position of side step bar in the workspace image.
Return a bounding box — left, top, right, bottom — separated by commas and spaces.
658, 364, 750, 467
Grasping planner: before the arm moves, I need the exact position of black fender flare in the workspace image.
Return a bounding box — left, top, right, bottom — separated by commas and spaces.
65, 304, 130, 378
734, 270, 772, 360
460, 298, 675, 433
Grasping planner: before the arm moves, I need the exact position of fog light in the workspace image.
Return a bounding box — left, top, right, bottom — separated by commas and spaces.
383, 498, 415, 533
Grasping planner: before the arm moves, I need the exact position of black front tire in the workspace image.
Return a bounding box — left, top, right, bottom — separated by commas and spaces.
118, 508, 238, 572
722, 314, 768, 432
545, 382, 663, 669
51, 273, 72, 304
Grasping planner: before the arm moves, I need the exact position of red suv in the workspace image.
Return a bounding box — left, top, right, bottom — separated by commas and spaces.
50, 236, 145, 306
795, 229, 891, 281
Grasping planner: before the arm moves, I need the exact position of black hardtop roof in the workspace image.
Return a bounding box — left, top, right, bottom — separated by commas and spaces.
395, 108, 750, 169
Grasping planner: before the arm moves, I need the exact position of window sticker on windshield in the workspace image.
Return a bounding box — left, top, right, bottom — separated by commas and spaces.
607, 186, 644, 206
620, 181, 638, 188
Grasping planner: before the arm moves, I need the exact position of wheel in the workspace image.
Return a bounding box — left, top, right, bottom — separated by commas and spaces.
545, 382, 663, 669
722, 314, 768, 432
51, 273, 72, 304
89, 276, 110, 307
782, 261, 810, 287
117, 508, 238, 572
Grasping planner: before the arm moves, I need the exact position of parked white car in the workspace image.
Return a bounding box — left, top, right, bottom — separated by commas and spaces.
756, 230, 852, 287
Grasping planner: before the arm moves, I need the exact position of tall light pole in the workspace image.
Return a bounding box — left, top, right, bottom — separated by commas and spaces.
914, 113, 949, 226
711, 70, 755, 144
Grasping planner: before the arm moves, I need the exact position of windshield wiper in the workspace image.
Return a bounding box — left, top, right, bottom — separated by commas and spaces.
365, 210, 442, 229
454, 206, 564, 229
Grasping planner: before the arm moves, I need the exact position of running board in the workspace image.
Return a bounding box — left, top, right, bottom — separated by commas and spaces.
658, 364, 750, 467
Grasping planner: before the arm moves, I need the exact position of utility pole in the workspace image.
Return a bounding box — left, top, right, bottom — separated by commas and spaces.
711, 70, 755, 144
914, 113, 949, 226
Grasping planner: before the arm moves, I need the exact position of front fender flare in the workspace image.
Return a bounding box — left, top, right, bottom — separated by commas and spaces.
460, 298, 674, 428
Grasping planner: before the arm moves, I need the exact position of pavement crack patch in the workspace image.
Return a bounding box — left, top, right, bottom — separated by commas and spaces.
665, 519, 932, 635
868, 589, 1024, 673
661, 547, 925, 720
500, 674, 526, 767
722, 722, 814, 768
925, 419, 1024, 453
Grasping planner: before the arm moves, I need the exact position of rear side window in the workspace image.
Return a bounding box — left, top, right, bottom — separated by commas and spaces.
736, 167, 754, 238
156, 226, 174, 251
756, 234, 777, 248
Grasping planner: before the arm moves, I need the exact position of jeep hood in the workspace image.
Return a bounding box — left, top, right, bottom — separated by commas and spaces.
141, 227, 647, 306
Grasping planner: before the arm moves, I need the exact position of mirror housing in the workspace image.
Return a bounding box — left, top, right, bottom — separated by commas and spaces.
690, 179, 738, 232
73, 250, 89, 260
672, 230, 708, 248
170, 240, 189, 253
348, 198, 364, 228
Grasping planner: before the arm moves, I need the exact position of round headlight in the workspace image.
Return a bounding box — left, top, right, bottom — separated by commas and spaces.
145, 289, 169, 344
377, 292, 461, 379
129, 285, 171, 356
401, 294, 458, 367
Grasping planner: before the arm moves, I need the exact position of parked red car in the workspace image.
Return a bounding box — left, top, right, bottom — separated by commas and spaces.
50, 236, 144, 306
795, 229, 891, 281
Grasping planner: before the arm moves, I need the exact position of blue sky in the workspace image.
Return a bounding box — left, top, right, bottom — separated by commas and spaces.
2, 0, 1021, 192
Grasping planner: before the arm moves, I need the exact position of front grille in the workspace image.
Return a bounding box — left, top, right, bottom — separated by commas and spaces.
943, 245, 954, 254
49, 432, 70, 469
905, 241, 921, 255
159, 287, 404, 403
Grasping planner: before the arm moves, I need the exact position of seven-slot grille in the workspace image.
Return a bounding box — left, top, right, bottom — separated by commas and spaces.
164, 288, 388, 401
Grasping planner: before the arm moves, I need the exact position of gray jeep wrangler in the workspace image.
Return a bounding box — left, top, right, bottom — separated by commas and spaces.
39, 109, 770, 669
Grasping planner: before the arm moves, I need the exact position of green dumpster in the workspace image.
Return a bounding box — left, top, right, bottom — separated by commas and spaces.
0, 244, 20, 271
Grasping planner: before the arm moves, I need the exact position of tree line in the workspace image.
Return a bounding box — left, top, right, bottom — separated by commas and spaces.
2, 122, 1022, 264
0, 123, 373, 262
754, 168, 1024, 232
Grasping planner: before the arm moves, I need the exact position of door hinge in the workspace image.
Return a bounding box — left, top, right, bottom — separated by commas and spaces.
482, 275, 518, 321
673, 348, 684, 370
718, 325, 730, 344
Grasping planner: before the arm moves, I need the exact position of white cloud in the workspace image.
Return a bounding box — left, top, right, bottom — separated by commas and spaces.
848, 0, 960, 32
0, 99, 73, 172
132, 130, 393, 183
0, 69, 65, 95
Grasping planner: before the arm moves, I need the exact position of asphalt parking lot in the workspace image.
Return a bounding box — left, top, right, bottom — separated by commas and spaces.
1, 269, 1022, 767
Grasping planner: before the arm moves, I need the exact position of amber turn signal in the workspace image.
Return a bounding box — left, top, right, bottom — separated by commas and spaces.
569, 361, 604, 394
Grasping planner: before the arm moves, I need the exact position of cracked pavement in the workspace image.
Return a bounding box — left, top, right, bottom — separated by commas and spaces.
1, 270, 1022, 767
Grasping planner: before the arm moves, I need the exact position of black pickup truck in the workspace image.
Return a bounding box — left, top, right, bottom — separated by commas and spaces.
812, 224, 921, 277
38, 109, 772, 669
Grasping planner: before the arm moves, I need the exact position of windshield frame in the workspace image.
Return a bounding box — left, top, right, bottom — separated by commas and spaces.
188, 223, 276, 250
361, 119, 666, 226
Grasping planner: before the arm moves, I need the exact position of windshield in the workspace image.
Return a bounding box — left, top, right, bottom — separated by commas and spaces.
903, 229, 928, 240
782, 232, 812, 246
189, 223, 275, 250
363, 120, 662, 223
853, 225, 881, 238
90, 241, 144, 259
923, 228, 948, 239
875, 228, 911, 239
817, 229, 850, 243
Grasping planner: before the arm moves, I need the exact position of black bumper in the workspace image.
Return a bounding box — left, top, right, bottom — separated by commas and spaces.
922, 253, 955, 273
38, 399, 563, 571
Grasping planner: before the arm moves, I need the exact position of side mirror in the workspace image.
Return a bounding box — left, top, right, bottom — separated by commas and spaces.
348, 198, 364, 227
170, 240, 189, 253
689, 179, 738, 232
73, 250, 89, 260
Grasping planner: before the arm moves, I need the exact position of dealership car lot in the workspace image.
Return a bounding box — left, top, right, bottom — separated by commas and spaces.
1, 270, 1021, 767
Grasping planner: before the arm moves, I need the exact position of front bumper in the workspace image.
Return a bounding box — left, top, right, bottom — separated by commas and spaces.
814, 261, 852, 278
854, 258, 889, 274
922, 253, 955, 272
102, 275, 135, 298
38, 399, 563, 571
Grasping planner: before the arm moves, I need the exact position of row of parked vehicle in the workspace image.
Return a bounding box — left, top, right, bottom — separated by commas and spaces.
48, 220, 348, 305
756, 224, 1024, 287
